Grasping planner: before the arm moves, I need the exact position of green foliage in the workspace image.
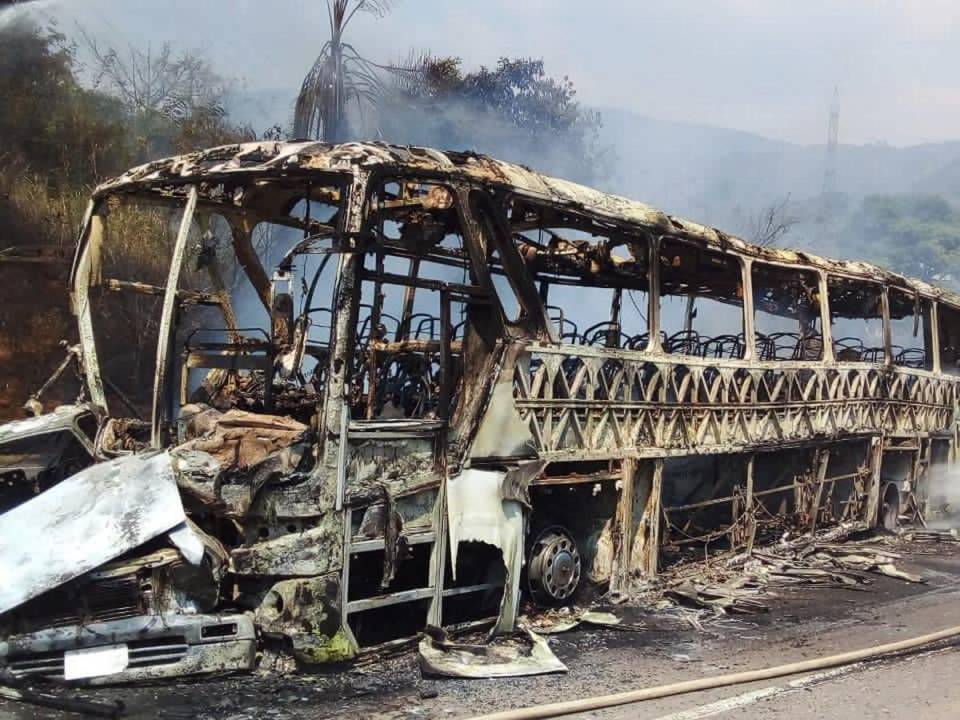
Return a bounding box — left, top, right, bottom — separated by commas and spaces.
0, 19, 131, 187
0, 18, 255, 253
463, 58, 591, 136
0, 18, 255, 416
399, 56, 593, 131
292, 1, 604, 179
846, 194, 960, 286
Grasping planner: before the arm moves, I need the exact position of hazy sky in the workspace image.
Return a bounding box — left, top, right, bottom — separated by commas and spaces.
14, 0, 960, 146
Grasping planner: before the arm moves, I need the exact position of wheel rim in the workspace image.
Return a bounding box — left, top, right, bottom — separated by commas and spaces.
527, 527, 582, 605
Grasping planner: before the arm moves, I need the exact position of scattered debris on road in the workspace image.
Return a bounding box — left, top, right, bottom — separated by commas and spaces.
419, 626, 567, 679
646, 523, 930, 614
0, 682, 124, 717
526, 609, 624, 635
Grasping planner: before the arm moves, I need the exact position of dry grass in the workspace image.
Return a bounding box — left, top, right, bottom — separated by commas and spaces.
2, 172, 88, 250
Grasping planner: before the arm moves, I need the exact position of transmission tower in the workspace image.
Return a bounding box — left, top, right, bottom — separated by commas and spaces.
820, 87, 840, 224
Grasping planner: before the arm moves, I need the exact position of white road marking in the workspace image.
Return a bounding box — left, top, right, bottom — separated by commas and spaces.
648, 665, 860, 720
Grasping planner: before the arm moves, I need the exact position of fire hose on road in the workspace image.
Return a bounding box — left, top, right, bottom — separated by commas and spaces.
466, 623, 960, 720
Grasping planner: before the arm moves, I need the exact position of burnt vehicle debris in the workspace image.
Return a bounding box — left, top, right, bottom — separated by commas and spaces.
2, 140, 960, 684
0, 402, 96, 513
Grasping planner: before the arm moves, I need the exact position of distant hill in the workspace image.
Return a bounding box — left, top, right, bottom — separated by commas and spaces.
223, 89, 960, 248
597, 107, 960, 233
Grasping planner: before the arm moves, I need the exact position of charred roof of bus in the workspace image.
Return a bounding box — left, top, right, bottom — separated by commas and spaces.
89, 140, 960, 308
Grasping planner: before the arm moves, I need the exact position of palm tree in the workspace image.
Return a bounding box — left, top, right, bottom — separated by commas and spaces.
293, 0, 393, 142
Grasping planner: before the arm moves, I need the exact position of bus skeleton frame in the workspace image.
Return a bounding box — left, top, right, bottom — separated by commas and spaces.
1, 140, 959, 680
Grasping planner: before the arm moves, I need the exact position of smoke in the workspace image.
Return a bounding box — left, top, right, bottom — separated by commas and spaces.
923, 464, 960, 528
0, 1, 56, 30
361, 88, 608, 188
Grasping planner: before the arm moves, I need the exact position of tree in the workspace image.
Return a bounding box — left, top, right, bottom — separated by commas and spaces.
79, 28, 253, 157
0, 18, 131, 186
381, 55, 607, 184
845, 194, 960, 286
293, 0, 394, 142
0, 19, 262, 418
82, 35, 222, 116
292, 7, 606, 181
747, 195, 798, 248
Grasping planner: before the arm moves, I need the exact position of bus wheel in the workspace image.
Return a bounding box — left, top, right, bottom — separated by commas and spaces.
880, 483, 901, 532
527, 526, 581, 606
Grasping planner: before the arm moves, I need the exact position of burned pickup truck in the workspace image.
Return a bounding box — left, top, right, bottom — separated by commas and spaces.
2, 141, 959, 683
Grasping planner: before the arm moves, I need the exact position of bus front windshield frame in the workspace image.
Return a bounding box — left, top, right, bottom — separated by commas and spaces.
73, 176, 352, 441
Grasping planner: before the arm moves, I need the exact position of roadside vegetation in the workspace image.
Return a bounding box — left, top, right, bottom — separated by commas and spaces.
844, 194, 960, 287
4, 3, 957, 419
0, 10, 601, 418
0, 18, 252, 417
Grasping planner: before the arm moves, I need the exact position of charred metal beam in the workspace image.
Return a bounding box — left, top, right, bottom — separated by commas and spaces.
358, 269, 489, 300
101, 278, 223, 306
151, 186, 198, 447
229, 217, 272, 311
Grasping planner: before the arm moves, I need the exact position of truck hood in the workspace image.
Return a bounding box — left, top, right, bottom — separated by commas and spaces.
0, 404, 90, 446
0, 450, 194, 615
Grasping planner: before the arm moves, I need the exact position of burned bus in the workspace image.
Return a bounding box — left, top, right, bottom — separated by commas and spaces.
1, 141, 958, 681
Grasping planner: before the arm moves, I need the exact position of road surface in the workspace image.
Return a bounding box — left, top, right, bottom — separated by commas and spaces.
3, 542, 960, 719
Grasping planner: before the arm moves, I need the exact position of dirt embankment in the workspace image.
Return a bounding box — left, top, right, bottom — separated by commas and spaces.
0, 260, 75, 420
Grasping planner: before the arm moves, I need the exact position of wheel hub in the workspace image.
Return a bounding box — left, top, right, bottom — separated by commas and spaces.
527, 527, 582, 605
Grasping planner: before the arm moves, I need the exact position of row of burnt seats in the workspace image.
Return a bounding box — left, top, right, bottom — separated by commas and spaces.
833, 337, 926, 368
346, 308, 927, 368
552, 320, 927, 367
354, 308, 467, 345
556, 323, 751, 359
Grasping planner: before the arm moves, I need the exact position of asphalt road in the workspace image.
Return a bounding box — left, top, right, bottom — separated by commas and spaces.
563, 552, 960, 720
432, 547, 960, 720
664, 648, 960, 720
589, 626, 960, 720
